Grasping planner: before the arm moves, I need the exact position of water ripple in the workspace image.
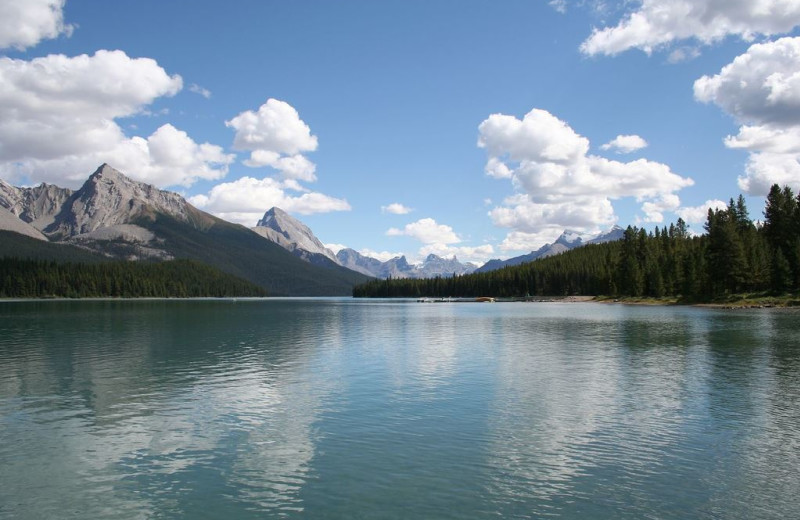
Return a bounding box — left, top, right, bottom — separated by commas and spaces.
1, 300, 799, 519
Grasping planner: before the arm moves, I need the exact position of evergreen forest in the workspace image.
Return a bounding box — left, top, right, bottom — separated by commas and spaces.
0, 257, 268, 298
353, 184, 800, 302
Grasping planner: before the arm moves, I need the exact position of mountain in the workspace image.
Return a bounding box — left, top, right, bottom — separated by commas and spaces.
0, 179, 72, 231
335, 248, 477, 279
0, 164, 370, 296
248, 207, 478, 279
586, 225, 625, 244
416, 254, 479, 278
251, 207, 340, 266
476, 226, 624, 273
335, 248, 388, 277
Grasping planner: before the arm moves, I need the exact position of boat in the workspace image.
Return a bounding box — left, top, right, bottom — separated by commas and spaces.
475, 297, 495, 303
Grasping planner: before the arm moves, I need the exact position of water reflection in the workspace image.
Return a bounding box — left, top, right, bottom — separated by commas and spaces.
1, 300, 799, 519
0, 300, 343, 518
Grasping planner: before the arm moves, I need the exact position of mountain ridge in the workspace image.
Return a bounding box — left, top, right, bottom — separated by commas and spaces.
476, 226, 625, 273
0, 164, 370, 295
251, 207, 340, 266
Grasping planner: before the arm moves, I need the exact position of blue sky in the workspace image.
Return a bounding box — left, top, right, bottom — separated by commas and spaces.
2, 1, 800, 264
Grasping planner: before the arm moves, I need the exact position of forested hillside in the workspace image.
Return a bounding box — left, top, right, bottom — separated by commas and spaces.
354, 185, 800, 301
0, 258, 267, 298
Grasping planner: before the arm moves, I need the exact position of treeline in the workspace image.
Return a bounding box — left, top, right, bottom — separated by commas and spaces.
354, 184, 800, 301
0, 258, 268, 298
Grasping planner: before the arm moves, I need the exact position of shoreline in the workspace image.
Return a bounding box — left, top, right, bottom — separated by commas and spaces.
2, 294, 798, 309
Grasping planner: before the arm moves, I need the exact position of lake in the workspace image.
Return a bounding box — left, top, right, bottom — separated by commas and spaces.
1, 298, 799, 519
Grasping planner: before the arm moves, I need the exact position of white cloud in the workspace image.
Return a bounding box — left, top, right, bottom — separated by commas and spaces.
694, 37, 800, 195
325, 243, 348, 254
600, 134, 648, 154
675, 199, 728, 224
498, 230, 565, 253
548, 0, 567, 14
581, 0, 800, 56
386, 218, 461, 244
641, 193, 681, 223
381, 202, 413, 215
0, 49, 232, 188
668, 46, 702, 64
384, 217, 495, 263
0, 0, 73, 50
694, 37, 800, 126
243, 152, 317, 182
479, 109, 589, 166
189, 83, 212, 99
479, 108, 692, 251
359, 248, 404, 262
488, 194, 615, 233
188, 175, 350, 226
226, 99, 320, 180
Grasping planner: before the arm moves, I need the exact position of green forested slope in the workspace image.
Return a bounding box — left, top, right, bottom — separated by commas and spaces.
139, 213, 371, 296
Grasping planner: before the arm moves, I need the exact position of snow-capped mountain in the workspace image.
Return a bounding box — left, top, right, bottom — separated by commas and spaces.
476, 226, 624, 273
251, 207, 340, 266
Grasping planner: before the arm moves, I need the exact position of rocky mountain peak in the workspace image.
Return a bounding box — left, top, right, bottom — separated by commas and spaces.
256, 206, 314, 238
44, 164, 196, 239
252, 207, 339, 264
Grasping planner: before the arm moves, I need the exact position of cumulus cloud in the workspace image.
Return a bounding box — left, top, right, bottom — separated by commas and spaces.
0, 50, 235, 188
600, 134, 648, 154
694, 37, 800, 126
384, 217, 493, 263
381, 202, 413, 215
226, 99, 320, 180
694, 37, 800, 194
641, 194, 681, 223
675, 199, 728, 224
188, 176, 350, 226
581, 0, 800, 56
0, 0, 73, 50
386, 218, 461, 244
479, 108, 692, 251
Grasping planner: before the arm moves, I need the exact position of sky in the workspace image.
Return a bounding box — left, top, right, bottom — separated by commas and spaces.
2, 0, 800, 265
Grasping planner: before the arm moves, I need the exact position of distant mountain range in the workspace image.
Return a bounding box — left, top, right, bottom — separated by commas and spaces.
1, 163, 628, 293
250, 205, 480, 279
0, 164, 369, 296
335, 249, 479, 279
475, 226, 625, 273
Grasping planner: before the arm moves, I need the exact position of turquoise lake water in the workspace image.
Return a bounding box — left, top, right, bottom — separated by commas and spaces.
1, 299, 799, 519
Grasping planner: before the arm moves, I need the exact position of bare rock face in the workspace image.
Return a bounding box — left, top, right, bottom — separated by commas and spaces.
0, 206, 47, 241
0, 179, 73, 231
252, 207, 340, 264
66, 224, 173, 260
44, 164, 203, 239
